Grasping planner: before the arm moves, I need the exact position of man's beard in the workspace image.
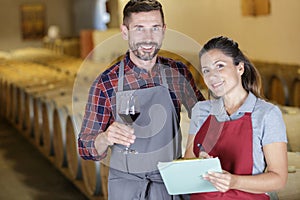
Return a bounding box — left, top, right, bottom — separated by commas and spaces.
130, 42, 161, 61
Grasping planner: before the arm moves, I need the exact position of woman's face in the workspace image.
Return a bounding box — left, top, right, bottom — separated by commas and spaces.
200, 49, 244, 97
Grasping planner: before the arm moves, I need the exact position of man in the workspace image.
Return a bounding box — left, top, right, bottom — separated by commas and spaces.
78, 0, 205, 199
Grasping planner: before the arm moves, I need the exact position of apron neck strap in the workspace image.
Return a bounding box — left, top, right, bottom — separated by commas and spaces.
118, 60, 125, 92
117, 60, 168, 92
160, 65, 168, 88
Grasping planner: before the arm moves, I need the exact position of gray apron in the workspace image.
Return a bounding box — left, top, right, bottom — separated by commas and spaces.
108, 60, 184, 200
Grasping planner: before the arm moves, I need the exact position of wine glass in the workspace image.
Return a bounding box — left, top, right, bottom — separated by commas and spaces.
118, 94, 140, 154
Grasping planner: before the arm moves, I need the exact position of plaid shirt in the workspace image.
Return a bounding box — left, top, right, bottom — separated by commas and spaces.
78, 52, 205, 160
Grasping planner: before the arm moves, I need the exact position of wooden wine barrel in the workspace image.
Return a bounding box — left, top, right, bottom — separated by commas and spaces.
10, 47, 84, 76
0, 60, 69, 130
2, 81, 8, 118
281, 106, 300, 152
100, 162, 109, 200
269, 76, 289, 105
41, 95, 73, 157
65, 96, 110, 198
33, 97, 43, 146
81, 159, 102, 196
52, 102, 73, 168
11, 80, 51, 127
41, 99, 55, 156
0, 78, 2, 115
288, 152, 300, 169
0, 66, 13, 120
6, 80, 27, 125
23, 91, 35, 138
292, 79, 300, 107
39, 88, 72, 155
0, 80, 7, 117
21, 87, 53, 138
81, 160, 110, 198
20, 80, 73, 137
66, 113, 82, 180
0, 78, 4, 117
22, 79, 71, 94
5, 82, 13, 121
36, 86, 73, 101
35, 56, 82, 77
14, 86, 25, 131
0, 51, 10, 60
277, 153, 300, 199
32, 86, 73, 147
18, 86, 42, 135
11, 79, 50, 129
11, 84, 21, 125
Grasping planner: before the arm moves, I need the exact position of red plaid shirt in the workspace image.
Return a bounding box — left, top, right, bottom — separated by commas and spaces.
78, 52, 205, 160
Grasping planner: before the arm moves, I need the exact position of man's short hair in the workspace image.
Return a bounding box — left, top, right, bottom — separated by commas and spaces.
123, 0, 165, 27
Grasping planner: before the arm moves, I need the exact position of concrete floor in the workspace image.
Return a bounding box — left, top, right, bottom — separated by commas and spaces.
0, 116, 88, 200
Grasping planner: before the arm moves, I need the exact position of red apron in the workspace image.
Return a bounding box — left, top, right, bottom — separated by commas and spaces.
192, 113, 269, 200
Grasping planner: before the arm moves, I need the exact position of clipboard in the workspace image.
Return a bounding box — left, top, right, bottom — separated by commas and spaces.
157, 157, 222, 195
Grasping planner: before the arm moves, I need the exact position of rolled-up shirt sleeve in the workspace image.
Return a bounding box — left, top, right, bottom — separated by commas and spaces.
78, 77, 114, 161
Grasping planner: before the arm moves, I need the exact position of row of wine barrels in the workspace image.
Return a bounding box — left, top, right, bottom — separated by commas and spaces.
66, 114, 83, 180
26, 89, 74, 165
53, 103, 73, 168
25, 84, 110, 198
0, 78, 5, 117
40, 94, 74, 157
10, 47, 82, 77
43, 37, 80, 58
15, 80, 73, 137
1, 81, 9, 119
32, 86, 74, 137
281, 106, 300, 152
81, 158, 109, 198
1, 51, 110, 199
269, 76, 290, 105
13, 80, 69, 131
51, 99, 109, 198
0, 60, 70, 125
253, 61, 300, 107
292, 79, 300, 107
65, 112, 108, 199
41, 98, 57, 156
0, 58, 74, 125
259, 74, 300, 107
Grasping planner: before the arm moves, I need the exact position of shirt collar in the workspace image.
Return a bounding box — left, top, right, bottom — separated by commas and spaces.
123, 51, 161, 77
211, 92, 257, 116
239, 92, 257, 113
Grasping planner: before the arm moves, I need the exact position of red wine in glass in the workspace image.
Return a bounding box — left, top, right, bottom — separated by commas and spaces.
118, 94, 140, 154
119, 112, 140, 125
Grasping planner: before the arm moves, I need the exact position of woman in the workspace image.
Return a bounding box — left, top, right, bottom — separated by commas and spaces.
184, 36, 287, 200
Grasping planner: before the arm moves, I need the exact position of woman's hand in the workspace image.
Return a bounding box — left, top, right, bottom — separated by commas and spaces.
203, 170, 236, 193
199, 151, 213, 159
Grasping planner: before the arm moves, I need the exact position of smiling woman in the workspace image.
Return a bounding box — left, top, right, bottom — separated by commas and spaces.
185, 36, 288, 200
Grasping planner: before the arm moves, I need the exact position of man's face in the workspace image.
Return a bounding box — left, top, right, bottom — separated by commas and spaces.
122, 10, 165, 61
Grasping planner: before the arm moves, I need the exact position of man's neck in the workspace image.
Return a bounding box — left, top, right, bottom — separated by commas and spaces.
129, 53, 157, 72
